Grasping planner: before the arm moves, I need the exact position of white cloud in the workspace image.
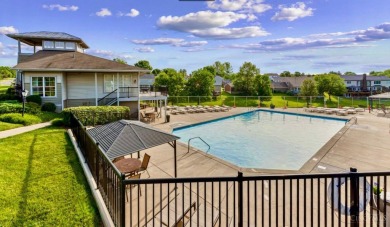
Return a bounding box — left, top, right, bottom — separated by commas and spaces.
96, 8, 112, 17
118, 9, 140, 17
157, 11, 269, 39
157, 11, 247, 31
86, 49, 134, 60
207, 0, 272, 14
226, 22, 390, 52
191, 26, 269, 39
132, 38, 185, 45
173, 41, 208, 47
128, 9, 140, 17
0, 26, 18, 35
272, 2, 314, 21
42, 4, 78, 11
134, 47, 155, 53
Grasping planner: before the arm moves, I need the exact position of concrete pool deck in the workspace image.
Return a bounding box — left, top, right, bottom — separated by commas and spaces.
133, 107, 390, 178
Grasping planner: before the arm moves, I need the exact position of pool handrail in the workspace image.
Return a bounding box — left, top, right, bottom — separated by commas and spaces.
187, 137, 211, 153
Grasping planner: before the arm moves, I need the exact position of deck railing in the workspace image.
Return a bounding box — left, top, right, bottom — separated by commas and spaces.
70, 113, 390, 227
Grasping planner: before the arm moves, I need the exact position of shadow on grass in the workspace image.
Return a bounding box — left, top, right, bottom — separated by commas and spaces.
13, 134, 37, 226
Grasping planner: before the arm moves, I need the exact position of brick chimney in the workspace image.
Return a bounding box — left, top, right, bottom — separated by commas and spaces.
362, 74, 367, 91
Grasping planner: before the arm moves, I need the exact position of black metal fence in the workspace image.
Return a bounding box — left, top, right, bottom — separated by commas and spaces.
70, 113, 389, 227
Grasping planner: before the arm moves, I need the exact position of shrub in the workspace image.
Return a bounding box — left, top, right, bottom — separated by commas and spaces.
51, 118, 65, 126
0, 113, 41, 126
26, 95, 42, 105
0, 102, 41, 114
26, 102, 41, 114
6, 87, 15, 95
62, 106, 130, 126
0, 94, 18, 101
41, 102, 57, 112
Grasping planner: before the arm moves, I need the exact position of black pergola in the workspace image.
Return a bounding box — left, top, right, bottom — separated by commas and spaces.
87, 120, 180, 177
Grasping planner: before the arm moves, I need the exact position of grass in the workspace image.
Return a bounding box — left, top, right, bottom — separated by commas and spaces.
168, 92, 369, 108
0, 121, 23, 131
0, 85, 9, 94
0, 126, 101, 226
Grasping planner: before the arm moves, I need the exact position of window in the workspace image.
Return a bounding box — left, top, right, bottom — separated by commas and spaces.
104, 74, 117, 92
374, 81, 381, 85
31, 77, 56, 97
54, 41, 65, 49
65, 42, 76, 50
43, 41, 54, 49
346, 81, 351, 84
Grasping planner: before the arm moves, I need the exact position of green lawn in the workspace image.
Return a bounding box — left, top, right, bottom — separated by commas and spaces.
167, 92, 369, 108
0, 121, 23, 131
0, 85, 8, 94
0, 127, 101, 226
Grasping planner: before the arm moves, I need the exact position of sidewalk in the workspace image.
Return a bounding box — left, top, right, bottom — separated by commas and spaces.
0, 122, 52, 139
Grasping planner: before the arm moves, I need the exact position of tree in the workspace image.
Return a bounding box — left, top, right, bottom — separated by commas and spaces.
314, 74, 346, 101
254, 74, 272, 97
201, 65, 216, 75
134, 60, 152, 70
0, 66, 16, 79
293, 71, 304, 77
344, 71, 356, 76
233, 62, 259, 95
113, 58, 127, 64
212, 61, 233, 79
186, 68, 214, 96
280, 71, 291, 77
151, 68, 161, 76
299, 78, 318, 106
154, 68, 185, 96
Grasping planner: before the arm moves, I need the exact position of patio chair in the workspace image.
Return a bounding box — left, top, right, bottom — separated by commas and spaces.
140, 111, 151, 122
112, 156, 124, 163
381, 104, 389, 117
138, 153, 151, 178
173, 202, 197, 227
126, 173, 141, 202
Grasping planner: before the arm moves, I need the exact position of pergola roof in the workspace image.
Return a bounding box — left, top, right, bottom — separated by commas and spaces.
87, 120, 179, 160
369, 92, 390, 99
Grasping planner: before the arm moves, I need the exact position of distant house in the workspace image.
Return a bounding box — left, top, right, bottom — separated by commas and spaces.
224, 82, 238, 94
271, 76, 311, 94
6, 31, 167, 119
213, 75, 223, 95
341, 74, 390, 95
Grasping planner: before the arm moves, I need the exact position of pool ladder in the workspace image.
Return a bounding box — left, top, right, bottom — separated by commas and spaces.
187, 137, 210, 153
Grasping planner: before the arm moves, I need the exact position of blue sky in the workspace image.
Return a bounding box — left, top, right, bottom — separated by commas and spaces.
1, 0, 390, 74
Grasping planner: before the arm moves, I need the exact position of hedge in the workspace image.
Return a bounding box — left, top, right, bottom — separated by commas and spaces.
0, 102, 41, 114
0, 113, 41, 126
62, 106, 130, 126
26, 95, 42, 105
41, 102, 57, 112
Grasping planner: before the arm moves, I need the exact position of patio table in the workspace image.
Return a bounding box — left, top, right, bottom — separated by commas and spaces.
114, 158, 141, 175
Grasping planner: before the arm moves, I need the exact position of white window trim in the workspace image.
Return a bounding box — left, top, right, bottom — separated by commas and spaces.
30, 76, 57, 98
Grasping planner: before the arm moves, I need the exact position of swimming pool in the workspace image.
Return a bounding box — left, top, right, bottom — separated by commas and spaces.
173, 110, 347, 170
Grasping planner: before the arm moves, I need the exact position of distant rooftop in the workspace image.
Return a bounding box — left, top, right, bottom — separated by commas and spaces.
7, 31, 89, 48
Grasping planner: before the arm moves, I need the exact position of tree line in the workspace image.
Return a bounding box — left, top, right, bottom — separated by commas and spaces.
113, 58, 388, 98
0, 66, 16, 80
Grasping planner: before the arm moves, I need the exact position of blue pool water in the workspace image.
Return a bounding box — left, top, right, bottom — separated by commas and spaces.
173, 110, 347, 170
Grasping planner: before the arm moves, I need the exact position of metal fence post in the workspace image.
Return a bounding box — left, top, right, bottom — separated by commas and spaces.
238, 172, 243, 227
350, 167, 359, 227
120, 173, 126, 227
96, 142, 100, 186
